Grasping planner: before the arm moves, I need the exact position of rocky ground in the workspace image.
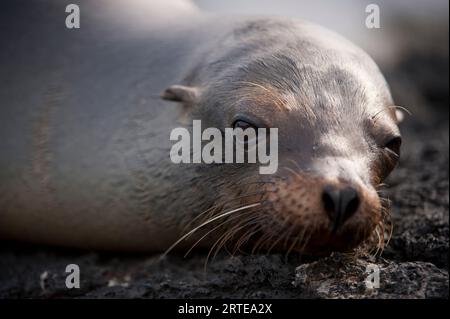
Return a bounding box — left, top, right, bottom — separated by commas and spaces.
0, 15, 448, 299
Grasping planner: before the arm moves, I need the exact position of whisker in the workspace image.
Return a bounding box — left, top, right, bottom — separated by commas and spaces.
212, 212, 262, 255
376, 183, 390, 189
233, 223, 263, 255
213, 215, 264, 261
281, 166, 302, 179
393, 105, 412, 116
203, 219, 253, 271
371, 105, 412, 122
184, 191, 269, 231
286, 158, 301, 171
373, 228, 382, 257
299, 230, 313, 252
251, 228, 273, 255
284, 235, 300, 262
183, 210, 258, 258
282, 220, 298, 250
385, 219, 394, 248
266, 218, 292, 254
160, 202, 261, 258
202, 204, 270, 270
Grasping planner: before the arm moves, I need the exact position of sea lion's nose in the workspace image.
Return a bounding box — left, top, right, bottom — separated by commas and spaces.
322, 185, 360, 232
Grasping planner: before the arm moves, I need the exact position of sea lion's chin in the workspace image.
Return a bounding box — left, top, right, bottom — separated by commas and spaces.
297, 219, 379, 255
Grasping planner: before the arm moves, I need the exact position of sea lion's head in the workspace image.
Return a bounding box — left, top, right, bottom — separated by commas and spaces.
161, 19, 403, 255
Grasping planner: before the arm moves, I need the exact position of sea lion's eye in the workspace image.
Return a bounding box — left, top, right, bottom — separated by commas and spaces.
233, 120, 256, 130
384, 136, 402, 158
232, 119, 259, 146
376, 135, 402, 181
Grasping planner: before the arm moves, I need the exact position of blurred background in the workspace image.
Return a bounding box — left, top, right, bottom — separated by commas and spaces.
194, 0, 449, 121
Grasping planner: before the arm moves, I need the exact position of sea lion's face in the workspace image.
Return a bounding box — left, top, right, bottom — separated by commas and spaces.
162, 21, 402, 255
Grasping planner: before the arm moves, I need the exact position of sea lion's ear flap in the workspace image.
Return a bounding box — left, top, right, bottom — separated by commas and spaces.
160, 85, 199, 104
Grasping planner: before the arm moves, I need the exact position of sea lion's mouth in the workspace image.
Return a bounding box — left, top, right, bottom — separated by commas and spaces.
233, 211, 379, 256
199, 216, 376, 256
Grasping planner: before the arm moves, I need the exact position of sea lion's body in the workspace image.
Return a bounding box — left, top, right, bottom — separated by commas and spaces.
0, 0, 208, 250
0, 1, 400, 253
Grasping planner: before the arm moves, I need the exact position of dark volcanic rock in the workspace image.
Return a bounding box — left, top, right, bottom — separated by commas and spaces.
293, 253, 448, 298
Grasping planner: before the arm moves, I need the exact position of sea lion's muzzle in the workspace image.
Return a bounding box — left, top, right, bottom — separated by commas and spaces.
262, 170, 382, 254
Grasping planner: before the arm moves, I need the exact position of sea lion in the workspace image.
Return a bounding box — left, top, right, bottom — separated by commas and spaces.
0, 0, 402, 255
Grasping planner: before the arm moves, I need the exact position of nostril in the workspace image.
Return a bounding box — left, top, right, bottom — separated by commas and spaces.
322, 185, 361, 232
341, 187, 360, 221
322, 185, 340, 223
322, 192, 335, 214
